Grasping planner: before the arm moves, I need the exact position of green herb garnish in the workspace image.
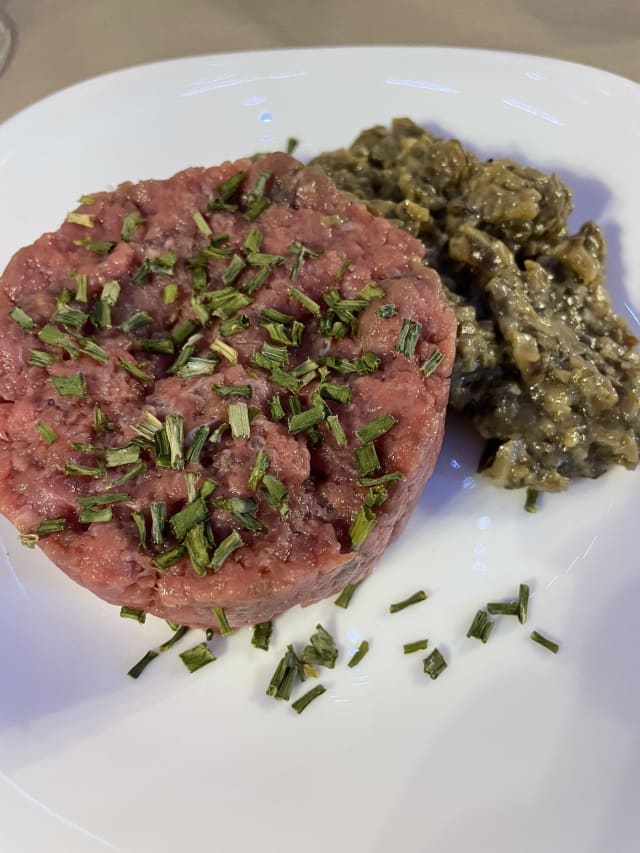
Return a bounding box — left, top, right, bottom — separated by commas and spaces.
244, 170, 272, 222
131, 250, 177, 285
466, 609, 494, 643
356, 414, 397, 444
228, 401, 250, 439
51, 374, 87, 397
291, 684, 326, 714
73, 235, 115, 255
118, 357, 152, 383
180, 642, 216, 673
420, 349, 445, 377
170, 497, 208, 541
288, 405, 325, 435
353, 443, 381, 477
120, 607, 146, 623
35, 421, 58, 445
347, 640, 369, 668
121, 211, 145, 241
267, 644, 302, 700
210, 530, 244, 570
79, 506, 113, 524
76, 492, 130, 509
288, 286, 320, 315
261, 474, 289, 517
150, 501, 167, 545
152, 544, 187, 570
251, 621, 272, 651
349, 505, 376, 550
357, 472, 403, 487
389, 590, 427, 613
377, 304, 398, 318
9, 305, 35, 331
530, 630, 559, 653
301, 624, 339, 670
127, 650, 159, 679
208, 171, 245, 211
525, 488, 539, 513
66, 212, 95, 227
288, 241, 322, 281
334, 581, 360, 609
397, 319, 422, 358
132, 510, 147, 550
120, 311, 153, 334
423, 648, 447, 680
211, 605, 234, 636
403, 639, 428, 654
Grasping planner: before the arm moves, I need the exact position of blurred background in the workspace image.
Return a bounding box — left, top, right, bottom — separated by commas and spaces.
1, 0, 639, 123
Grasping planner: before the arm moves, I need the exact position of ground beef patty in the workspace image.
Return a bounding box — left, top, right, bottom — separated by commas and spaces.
0, 153, 455, 630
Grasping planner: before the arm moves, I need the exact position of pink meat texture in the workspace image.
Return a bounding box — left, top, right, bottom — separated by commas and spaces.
0, 153, 456, 629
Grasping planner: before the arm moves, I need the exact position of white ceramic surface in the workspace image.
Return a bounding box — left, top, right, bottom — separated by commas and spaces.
1, 47, 639, 853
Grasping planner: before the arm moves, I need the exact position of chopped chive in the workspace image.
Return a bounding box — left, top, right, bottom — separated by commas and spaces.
65, 460, 105, 478
270, 365, 303, 393
192, 209, 212, 237
104, 445, 141, 469
244, 226, 262, 253
286, 137, 299, 155
185, 425, 210, 464
246, 251, 286, 268
219, 313, 250, 337
167, 334, 202, 375
228, 401, 250, 439
242, 265, 271, 295
356, 414, 398, 444
334, 581, 361, 609
209, 422, 229, 445
269, 393, 285, 421
30, 518, 66, 537
180, 642, 216, 673
121, 211, 145, 241
222, 253, 246, 286
288, 405, 325, 435
347, 640, 370, 668
52, 374, 87, 397
357, 471, 403, 487
152, 544, 187, 570
120, 606, 146, 624
77, 337, 109, 363
130, 250, 177, 285
170, 497, 208, 540
210, 530, 244, 570
76, 492, 130, 508
211, 605, 234, 636
335, 259, 352, 281
185, 471, 199, 503
101, 279, 121, 306
301, 624, 339, 670
209, 170, 246, 210
420, 349, 445, 377
288, 241, 322, 282
404, 639, 428, 654
74, 235, 115, 255
72, 273, 88, 302
530, 630, 559, 654
377, 303, 398, 318
353, 443, 381, 477
267, 644, 302, 700
38, 324, 80, 358
423, 648, 447, 680
127, 650, 159, 679
326, 414, 347, 447
214, 384, 252, 400
518, 583, 530, 625
389, 590, 427, 613
79, 506, 113, 524
163, 282, 179, 304
199, 478, 218, 500
29, 349, 60, 366
150, 501, 167, 545
252, 342, 289, 369
159, 624, 191, 652
120, 311, 153, 334
165, 414, 184, 469
190, 296, 211, 327
209, 339, 238, 364
185, 523, 212, 575
486, 601, 519, 616
172, 319, 200, 346
138, 337, 175, 355
206, 288, 252, 320
70, 441, 100, 453
397, 319, 422, 358
318, 382, 352, 405
525, 488, 539, 513
251, 621, 272, 651
212, 496, 258, 515
261, 322, 300, 346
134, 410, 163, 441
466, 609, 494, 643
176, 356, 218, 379
349, 504, 376, 550
118, 357, 152, 383
244, 170, 272, 222
77, 194, 95, 205
261, 474, 289, 517
247, 450, 270, 490
66, 211, 95, 227
108, 461, 146, 488
132, 510, 147, 549
291, 684, 326, 714
365, 484, 389, 507
35, 420, 57, 445
288, 286, 321, 316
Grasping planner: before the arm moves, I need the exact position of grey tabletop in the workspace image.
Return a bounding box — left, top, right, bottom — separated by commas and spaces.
1, 0, 639, 125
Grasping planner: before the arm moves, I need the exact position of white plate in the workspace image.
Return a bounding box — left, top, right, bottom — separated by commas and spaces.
1, 47, 640, 853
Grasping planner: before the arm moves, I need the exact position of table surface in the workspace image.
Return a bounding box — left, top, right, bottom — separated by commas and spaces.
1, 0, 639, 125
